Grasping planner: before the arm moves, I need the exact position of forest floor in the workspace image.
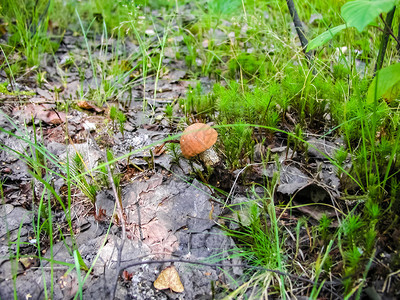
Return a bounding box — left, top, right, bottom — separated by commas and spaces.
1, 1, 400, 299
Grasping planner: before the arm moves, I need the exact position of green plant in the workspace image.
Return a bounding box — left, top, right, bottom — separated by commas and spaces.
1, 0, 55, 66
109, 105, 127, 138
70, 151, 98, 203
181, 83, 216, 121
117, 109, 127, 138
308, 0, 398, 74
0, 109, 138, 298
318, 214, 332, 244
228, 52, 267, 81
219, 122, 253, 169
36, 70, 47, 88
76, 11, 141, 106
165, 103, 173, 121
182, 33, 198, 70
222, 172, 287, 298
0, 112, 89, 283
286, 124, 305, 160
308, 0, 398, 48
166, 142, 181, 165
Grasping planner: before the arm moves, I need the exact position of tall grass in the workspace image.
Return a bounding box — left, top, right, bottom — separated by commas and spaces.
1, 0, 54, 66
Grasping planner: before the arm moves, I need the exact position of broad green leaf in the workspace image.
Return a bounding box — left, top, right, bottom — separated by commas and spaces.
341, 0, 397, 33
367, 63, 400, 104
208, 0, 241, 15
382, 81, 400, 103
306, 24, 347, 52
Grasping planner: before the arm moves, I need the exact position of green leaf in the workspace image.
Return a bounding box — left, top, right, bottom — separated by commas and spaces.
306, 24, 347, 52
74, 249, 89, 272
341, 0, 397, 33
208, 0, 241, 15
367, 63, 400, 104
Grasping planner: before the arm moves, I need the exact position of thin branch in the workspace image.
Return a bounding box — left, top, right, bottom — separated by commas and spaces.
117, 257, 343, 297
121, 259, 309, 284
375, 8, 396, 73
397, 22, 400, 55
285, 0, 313, 65
87, 132, 127, 300
378, 13, 400, 46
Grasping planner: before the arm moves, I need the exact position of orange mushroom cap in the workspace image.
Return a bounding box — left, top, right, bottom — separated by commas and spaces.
180, 123, 218, 159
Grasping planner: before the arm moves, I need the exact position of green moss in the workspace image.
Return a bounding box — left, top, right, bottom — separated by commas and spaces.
214, 82, 280, 129
228, 52, 267, 80
0, 82, 35, 96
182, 83, 216, 120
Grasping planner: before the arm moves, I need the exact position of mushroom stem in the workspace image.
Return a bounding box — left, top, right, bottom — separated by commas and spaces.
198, 146, 220, 167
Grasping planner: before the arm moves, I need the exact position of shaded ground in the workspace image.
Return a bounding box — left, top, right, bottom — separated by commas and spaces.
0, 30, 245, 299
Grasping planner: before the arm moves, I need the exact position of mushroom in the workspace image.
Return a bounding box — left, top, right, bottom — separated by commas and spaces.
180, 123, 220, 166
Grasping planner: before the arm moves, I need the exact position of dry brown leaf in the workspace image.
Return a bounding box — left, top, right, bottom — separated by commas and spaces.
153, 142, 166, 156
77, 100, 103, 113
154, 266, 184, 293
19, 257, 37, 269
122, 270, 133, 281
20, 103, 66, 125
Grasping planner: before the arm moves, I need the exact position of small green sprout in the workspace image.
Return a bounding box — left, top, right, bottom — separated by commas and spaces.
109, 106, 127, 138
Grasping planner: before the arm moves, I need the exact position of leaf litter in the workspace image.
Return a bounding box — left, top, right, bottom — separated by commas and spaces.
154, 265, 184, 293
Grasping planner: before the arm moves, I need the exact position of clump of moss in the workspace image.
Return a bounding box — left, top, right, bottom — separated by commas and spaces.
180, 83, 216, 121
0, 82, 35, 96
214, 81, 280, 129
228, 52, 267, 80
212, 82, 281, 167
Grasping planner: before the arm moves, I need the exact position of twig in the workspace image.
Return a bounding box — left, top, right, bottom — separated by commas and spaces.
285, 0, 313, 65
87, 132, 127, 300
375, 8, 396, 73
397, 22, 400, 55
225, 163, 263, 207
370, 24, 400, 46
117, 257, 343, 297
135, 202, 144, 242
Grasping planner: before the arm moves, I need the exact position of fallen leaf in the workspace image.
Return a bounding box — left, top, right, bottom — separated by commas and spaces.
153, 142, 166, 156
122, 270, 133, 281
19, 257, 37, 269
94, 207, 107, 221
154, 266, 184, 293
17, 103, 66, 125
77, 100, 103, 113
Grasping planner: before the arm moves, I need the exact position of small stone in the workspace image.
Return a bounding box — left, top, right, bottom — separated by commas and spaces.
145, 28, 156, 36
0, 204, 14, 217
82, 121, 96, 132
124, 123, 135, 132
